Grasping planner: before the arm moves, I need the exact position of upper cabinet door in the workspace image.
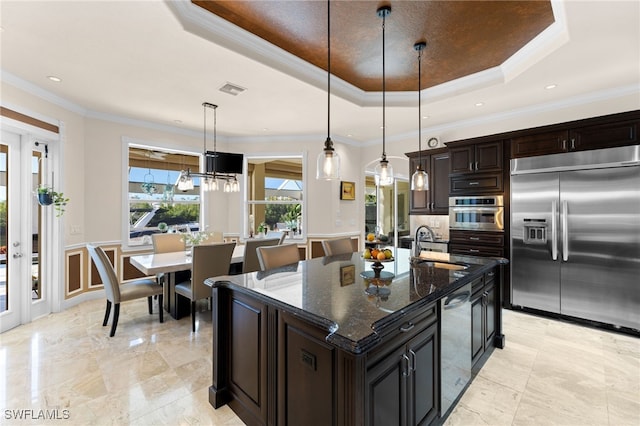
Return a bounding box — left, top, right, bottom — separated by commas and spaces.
474, 141, 503, 172
449, 146, 474, 174
511, 130, 569, 158
449, 141, 502, 174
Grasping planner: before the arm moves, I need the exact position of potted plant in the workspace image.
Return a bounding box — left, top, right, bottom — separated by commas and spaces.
36, 185, 70, 217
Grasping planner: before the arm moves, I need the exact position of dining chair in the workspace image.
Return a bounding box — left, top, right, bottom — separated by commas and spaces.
87, 244, 163, 337
242, 237, 280, 273
266, 231, 287, 245
322, 237, 355, 256
152, 232, 190, 285
152, 233, 185, 253
257, 243, 300, 271
174, 242, 236, 332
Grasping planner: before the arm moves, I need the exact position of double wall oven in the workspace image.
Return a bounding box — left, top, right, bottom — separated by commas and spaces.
449, 195, 504, 231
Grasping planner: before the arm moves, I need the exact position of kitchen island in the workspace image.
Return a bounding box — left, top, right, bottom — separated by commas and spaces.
205, 248, 506, 425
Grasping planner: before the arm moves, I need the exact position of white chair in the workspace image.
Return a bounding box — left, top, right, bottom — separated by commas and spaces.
322, 238, 355, 256
87, 244, 163, 337
175, 242, 236, 332
257, 243, 300, 271
242, 237, 281, 273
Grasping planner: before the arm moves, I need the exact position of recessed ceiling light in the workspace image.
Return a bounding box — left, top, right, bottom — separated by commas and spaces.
475, 102, 484, 107
545, 84, 557, 90
347, 134, 353, 137
422, 115, 430, 120
262, 128, 269, 131
47, 75, 62, 82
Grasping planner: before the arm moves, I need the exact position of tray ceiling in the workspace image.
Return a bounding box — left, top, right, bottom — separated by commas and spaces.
193, 0, 554, 92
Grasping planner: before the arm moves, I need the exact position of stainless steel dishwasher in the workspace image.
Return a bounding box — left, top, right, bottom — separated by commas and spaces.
440, 282, 471, 415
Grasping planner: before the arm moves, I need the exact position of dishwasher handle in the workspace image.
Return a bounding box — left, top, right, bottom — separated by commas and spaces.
443, 291, 470, 309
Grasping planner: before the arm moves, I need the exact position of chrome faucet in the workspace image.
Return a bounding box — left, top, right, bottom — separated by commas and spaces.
414, 225, 436, 257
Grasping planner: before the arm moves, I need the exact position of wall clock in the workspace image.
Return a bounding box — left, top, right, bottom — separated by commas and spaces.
427, 137, 439, 148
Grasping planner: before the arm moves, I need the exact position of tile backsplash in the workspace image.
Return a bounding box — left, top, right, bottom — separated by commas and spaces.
409, 215, 450, 240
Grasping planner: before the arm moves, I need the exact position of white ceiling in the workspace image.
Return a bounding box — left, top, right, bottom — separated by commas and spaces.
1, 0, 638, 147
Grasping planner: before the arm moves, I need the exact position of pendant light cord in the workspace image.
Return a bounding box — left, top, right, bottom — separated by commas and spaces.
327, 0, 331, 140
418, 46, 422, 168
381, 10, 386, 160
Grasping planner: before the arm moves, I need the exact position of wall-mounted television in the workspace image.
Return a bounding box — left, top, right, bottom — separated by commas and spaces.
205, 151, 243, 174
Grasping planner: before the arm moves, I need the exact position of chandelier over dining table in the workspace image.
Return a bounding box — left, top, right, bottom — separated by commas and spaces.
175, 102, 242, 193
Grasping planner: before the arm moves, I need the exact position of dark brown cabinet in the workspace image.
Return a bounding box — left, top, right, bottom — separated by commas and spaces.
511, 115, 639, 159
471, 274, 496, 369
449, 140, 502, 174
449, 230, 505, 258
407, 148, 450, 215
448, 140, 504, 195
366, 322, 439, 426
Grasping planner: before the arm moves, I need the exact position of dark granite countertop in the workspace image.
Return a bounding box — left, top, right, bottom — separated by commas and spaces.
206, 248, 505, 354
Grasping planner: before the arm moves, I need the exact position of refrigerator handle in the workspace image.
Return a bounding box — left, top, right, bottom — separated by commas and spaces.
562, 200, 569, 261
551, 200, 558, 261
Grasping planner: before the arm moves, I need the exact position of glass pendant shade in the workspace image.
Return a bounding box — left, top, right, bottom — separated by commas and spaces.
316, 139, 340, 180
231, 178, 240, 192
411, 166, 429, 190
374, 159, 394, 186
223, 180, 231, 193
176, 171, 194, 191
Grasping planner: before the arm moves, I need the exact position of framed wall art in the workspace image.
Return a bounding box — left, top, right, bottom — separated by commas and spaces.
340, 181, 355, 200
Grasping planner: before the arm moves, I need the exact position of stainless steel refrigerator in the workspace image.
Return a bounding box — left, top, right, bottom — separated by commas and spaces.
511, 145, 640, 331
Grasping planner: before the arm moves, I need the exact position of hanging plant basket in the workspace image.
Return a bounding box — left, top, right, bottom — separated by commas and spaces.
36, 185, 70, 216
37, 192, 54, 206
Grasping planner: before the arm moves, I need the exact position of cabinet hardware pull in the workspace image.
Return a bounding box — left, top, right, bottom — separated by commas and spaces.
469, 182, 479, 186
562, 139, 567, 150
475, 161, 479, 170
469, 249, 479, 253
408, 349, 417, 373
487, 271, 494, 277
570, 138, 575, 150
551, 200, 558, 261
469, 237, 480, 241
399, 322, 415, 333
469, 162, 473, 171
402, 353, 411, 377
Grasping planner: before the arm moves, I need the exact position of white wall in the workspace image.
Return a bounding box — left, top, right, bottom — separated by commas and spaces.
2, 80, 637, 249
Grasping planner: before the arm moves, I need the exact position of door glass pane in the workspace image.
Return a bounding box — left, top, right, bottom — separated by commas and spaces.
32, 151, 42, 300
0, 145, 7, 312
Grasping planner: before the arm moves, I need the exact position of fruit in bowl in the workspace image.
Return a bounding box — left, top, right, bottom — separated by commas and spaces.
363, 249, 372, 259
377, 251, 386, 261
378, 234, 389, 242
383, 249, 393, 259
367, 233, 376, 242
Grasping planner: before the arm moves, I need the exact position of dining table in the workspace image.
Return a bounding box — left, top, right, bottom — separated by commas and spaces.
130, 244, 245, 319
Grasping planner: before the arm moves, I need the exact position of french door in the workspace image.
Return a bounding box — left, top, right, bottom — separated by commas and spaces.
0, 130, 50, 332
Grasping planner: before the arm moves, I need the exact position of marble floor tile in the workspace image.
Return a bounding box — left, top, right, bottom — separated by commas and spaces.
1, 298, 638, 425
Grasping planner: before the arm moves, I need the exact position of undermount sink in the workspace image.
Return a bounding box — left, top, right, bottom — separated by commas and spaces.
410, 258, 469, 271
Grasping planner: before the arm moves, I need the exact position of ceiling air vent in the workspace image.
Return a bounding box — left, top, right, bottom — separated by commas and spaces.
219, 82, 246, 96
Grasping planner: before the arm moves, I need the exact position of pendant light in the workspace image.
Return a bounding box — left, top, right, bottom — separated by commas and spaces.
374, 5, 393, 187
411, 41, 429, 191
316, 0, 341, 180
203, 102, 219, 192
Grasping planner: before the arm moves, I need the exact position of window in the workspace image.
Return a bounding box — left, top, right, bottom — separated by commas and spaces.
126, 144, 202, 247
245, 155, 305, 240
